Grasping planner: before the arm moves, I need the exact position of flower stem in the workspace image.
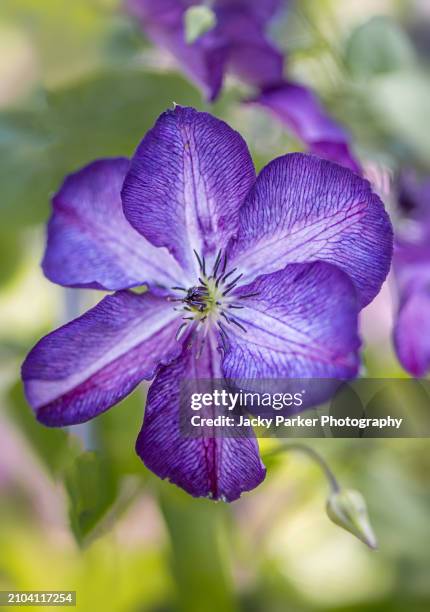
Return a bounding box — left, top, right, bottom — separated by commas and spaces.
264, 442, 340, 493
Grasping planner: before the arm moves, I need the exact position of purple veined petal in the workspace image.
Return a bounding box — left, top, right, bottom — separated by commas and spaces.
393, 288, 430, 377
125, 0, 226, 101
122, 106, 256, 276
222, 262, 360, 382
228, 153, 393, 308
22, 291, 182, 426
136, 334, 266, 501
43, 158, 185, 291
250, 81, 361, 173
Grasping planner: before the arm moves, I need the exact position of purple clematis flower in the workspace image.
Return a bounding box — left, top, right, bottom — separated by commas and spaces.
126, 0, 283, 101
22, 107, 392, 501
393, 171, 430, 377
125, 0, 360, 173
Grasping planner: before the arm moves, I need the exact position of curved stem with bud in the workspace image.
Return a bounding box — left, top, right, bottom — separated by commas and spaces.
264, 442, 378, 550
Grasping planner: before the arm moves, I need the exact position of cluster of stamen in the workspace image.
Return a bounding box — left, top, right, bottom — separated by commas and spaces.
169, 249, 258, 356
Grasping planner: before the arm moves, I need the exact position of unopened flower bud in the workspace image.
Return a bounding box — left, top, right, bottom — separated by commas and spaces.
326, 489, 378, 550
184, 5, 217, 44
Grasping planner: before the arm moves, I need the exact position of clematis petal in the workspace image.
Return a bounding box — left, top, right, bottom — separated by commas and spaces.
122, 106, 256, 277
391, 167, 430, 376
397, 169, 430, 218
125, 1, 285, 101
125, 0, 226, 101
22, 291, 182, 426
222, 262, 360, 382
216, 9, 283, 88
43, 158, 184, 291
393, 288, 430, 377
250, 82, 361, 173
227, 41, 283, 88
215, 0, 283, 22
310, 141, 361, 175
136, 337, 266, 501
392, 237, 430, 377
229, 153, 393, 308
393, 241, 430, 297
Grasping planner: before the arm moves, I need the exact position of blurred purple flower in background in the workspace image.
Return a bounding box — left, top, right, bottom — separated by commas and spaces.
22, 107, 392, 501
125, 0, 361, 172
393, 171, 430, 377
126, 0, 284, 100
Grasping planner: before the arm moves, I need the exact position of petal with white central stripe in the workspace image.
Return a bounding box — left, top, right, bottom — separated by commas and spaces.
22, 291, 182, 426
121, 106, 256, 277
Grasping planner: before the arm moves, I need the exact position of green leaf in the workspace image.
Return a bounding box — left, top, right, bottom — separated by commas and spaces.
6, 381, 81, 475
0, 70, 202, 228
64, 451, 117, 545
345, 16, 415, 78
48, 69, 203, 174
184, 5, 217, 44
0, 107, 54, 226
0, 229, 24, 285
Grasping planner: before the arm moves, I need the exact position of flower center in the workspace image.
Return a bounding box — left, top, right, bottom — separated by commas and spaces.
184, 279, 218, 314
170, 249, 258, 356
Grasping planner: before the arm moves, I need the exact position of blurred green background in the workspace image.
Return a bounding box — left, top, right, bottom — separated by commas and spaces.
1, 0, 430, 610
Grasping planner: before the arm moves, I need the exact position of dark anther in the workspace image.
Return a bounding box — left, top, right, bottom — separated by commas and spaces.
222, 273, 244, 296
213, 249, 223, 277
193, 249, 206, 275
175, 322, 188, 341
221, 267, 237, 283
229, 273, 243, 286
221, 252, 228, 276
221, 312, 231, 323
238, 292, 259, 300
230, 318, 247, 333
217, 323, 229, 352
193, 249, 203, 269
185, 286, 208, 312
